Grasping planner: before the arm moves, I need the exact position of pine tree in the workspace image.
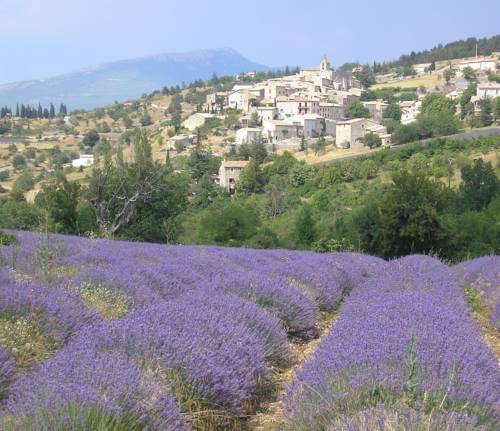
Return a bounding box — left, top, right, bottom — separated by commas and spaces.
294, 205, 316, 246
478, 98, 493, 126
300, 135, 307, 152
59, 103, 67, 117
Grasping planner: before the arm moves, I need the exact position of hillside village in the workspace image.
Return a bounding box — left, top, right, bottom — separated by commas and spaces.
0, 49, 500, 197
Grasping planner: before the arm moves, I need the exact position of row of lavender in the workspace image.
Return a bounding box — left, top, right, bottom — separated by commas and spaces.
0, 230, 383, 429
455, 256, 500, 329
282, 255, 500, 431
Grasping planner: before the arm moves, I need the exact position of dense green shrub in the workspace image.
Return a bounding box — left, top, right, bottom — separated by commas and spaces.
0, 230, 18, 246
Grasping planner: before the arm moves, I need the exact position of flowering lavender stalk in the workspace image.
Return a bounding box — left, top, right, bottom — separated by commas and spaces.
0, 346, 15, 401
330, 403, 487, 431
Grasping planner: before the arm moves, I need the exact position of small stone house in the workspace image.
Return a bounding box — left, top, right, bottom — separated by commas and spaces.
336, 119, 387, 149
218, 160, 250, 193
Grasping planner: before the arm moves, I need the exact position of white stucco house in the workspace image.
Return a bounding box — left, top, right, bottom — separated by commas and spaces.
72, 155, 94, 168
256, 106, 277, 122
235, 128, 262, 146
476, 82, 500, 98
413, 63, 432, 75
263, 120, 301, 143
459, 57, 497, 72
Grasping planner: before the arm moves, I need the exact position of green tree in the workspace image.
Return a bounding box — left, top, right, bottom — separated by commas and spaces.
354, 68, 376, 88
361, 132, 382, 149
345, 101, 370, 119
122, 115, 133, 129
237, 159, 264, 194
300, 135, 307, 151
12, 154, 27, 171
139, 113, 153, 127
459, 83, 477, 119
289, 163, 314, 187
250, 111, 260, 127
170, 112, 182, 133
87, 131, 188, 236
417, 110, 461, 137
383, 103, 402, 121
0, 199, 42, 230
12, 170, 34, 194
82, 130, 100, 147
478, 98, 493, 126
34, 174, 80, 233
186, 146, 220, 181
493, 97, 500, 122
359, 159, 378, 179
462, 66, 477, 82
420, 93, 455, 115
443, 68, 455, 84
196, 201, 258, 245
294, 204, 316, 247
407, 152, 430, 174
460, 159, 499, 211
355, 172, 448, 258
313, 135, 327, 155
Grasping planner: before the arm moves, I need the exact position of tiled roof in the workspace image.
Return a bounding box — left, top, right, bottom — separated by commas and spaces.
221, 160, 250, 168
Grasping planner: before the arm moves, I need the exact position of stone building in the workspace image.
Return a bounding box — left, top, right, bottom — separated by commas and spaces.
336, 119, 388, 148
218, 160, 250, 193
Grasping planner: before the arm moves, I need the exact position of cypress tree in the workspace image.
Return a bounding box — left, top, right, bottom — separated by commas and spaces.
49, 103, 55, 118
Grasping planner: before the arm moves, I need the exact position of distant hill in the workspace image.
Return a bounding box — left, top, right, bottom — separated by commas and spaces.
0, 48, 270, 110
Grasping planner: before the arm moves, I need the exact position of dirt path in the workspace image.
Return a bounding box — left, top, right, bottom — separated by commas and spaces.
472, 309, 500, 366
248, 312, 338, 430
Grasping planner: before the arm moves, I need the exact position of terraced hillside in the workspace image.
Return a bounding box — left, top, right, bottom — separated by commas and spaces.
0, 230, 498, 430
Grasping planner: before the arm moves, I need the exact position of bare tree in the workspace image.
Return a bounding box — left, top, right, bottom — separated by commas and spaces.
89, 130, 162, 235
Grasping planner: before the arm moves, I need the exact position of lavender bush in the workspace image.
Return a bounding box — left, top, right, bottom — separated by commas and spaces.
4, 343, 186, 430
331, 403, 487, 431
283, 255, 500, 430
454, 256, 500, 328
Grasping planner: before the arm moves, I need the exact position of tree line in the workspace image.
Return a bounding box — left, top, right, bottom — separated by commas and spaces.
0, 103, 68, 119
1, 131, 498, 262
386, 35, 500, 70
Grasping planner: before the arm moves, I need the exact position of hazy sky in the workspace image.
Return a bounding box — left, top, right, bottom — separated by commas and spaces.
1, 0, 499, 84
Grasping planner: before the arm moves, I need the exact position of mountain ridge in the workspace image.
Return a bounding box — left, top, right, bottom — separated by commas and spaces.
0, 48, 270, 110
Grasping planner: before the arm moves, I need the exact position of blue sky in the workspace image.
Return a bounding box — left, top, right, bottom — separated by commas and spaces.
1, 0, 499, 84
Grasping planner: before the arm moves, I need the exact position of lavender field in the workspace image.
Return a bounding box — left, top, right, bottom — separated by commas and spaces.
0, 230, 498, 430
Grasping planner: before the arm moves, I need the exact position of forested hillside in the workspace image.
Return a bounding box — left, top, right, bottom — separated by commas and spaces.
387, 34, 500, 68
1, 132, 498, 263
